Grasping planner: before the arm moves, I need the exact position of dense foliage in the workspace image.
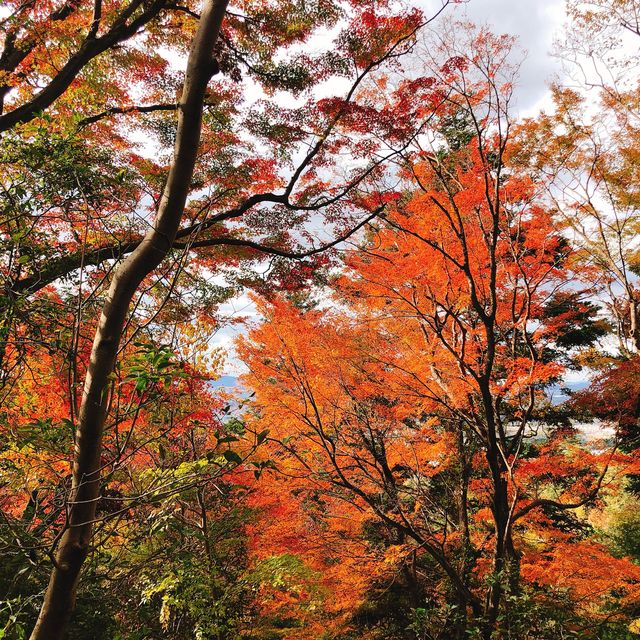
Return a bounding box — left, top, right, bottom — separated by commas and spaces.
0, 0, 639, 639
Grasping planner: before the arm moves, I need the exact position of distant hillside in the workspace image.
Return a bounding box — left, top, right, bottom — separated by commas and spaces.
210, 375, 239, 388
548, 381, 590, 404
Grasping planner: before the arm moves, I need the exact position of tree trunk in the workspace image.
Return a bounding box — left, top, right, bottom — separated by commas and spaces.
28, 1, 229, 637
485, 449, 508, 638
455, 426, 473, 639
630, 297, 640, 352
484, 447, 519, 640
478, 378, 515, 639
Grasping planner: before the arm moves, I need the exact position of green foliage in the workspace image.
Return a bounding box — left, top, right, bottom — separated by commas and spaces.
542, 292, 610, 350
248, 553, 318, 593
610, 504, 640, 561
125, 343, 185, 395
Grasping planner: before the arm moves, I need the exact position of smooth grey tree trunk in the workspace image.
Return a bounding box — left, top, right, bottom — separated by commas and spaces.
29, 1, 229, 637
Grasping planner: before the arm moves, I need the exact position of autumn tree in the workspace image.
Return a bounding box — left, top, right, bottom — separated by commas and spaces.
0, 0, 457, 637
0, 336, 261, 638
240, 24, 639, 639
514, 86, 640, 355
514, 0, 640, 486
513, 0, 640, 354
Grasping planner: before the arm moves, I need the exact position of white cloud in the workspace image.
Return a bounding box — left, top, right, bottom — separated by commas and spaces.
430, 0, 567, 116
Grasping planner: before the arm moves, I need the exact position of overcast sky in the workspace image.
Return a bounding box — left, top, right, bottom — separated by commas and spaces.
441, 0, 566, 116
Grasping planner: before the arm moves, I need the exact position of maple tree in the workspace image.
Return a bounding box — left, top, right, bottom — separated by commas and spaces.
513, 0, 640, 493
514, 85, 640, 355
515, 0, 640, 355
239, 23, 640, 640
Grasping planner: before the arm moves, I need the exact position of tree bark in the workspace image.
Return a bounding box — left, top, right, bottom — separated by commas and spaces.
28, 1, 229, 637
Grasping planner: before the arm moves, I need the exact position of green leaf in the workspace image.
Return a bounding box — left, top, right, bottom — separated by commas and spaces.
222, 450, 242, 465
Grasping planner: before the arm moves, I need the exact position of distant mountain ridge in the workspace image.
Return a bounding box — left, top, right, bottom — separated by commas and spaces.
210, 375, 238, 388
